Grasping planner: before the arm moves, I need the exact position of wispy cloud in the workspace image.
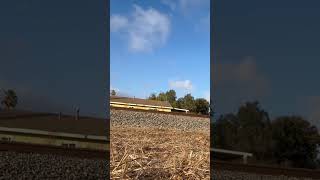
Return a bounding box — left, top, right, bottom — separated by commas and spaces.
169, 80, 193, 91
110, 85, 120, 93
110, 85, 133, 97
215, 57, 270, 97
111, 5, 171, 53
214, 57, 271, 114
110, 15, 128, 32
161, 0, 209, 15
179, 0, 209, 14
161, 0, 177, 11
161, 0, 210, 34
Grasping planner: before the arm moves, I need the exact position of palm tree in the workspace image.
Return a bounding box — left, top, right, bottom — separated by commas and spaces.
110, 89, 117, 96
1, 89, 18, 110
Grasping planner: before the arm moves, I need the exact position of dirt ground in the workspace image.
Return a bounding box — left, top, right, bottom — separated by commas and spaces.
110, 127, 210, 179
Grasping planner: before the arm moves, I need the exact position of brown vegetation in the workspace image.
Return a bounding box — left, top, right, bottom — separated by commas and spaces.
110, 127, 209, 179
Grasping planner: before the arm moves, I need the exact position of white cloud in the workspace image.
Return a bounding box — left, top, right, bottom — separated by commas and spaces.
215, 57, 268, 89
161, 0, 209, 14
110, 85, 120, 92
161, 0, 210, 34
179, 0, 207, 13
161, 0, 177, 10
111, 5, 171, 53
110, 85, 119, 93
169, 80, 193, 91
213, 57, 271, 115
110, 85, 134, 97
110, 15, 128, 32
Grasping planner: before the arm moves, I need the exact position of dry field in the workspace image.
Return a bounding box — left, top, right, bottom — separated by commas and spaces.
110, 127, 210, 179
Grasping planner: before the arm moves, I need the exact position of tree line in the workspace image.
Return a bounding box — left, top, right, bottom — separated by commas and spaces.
0, 89, 18, 111
212, 101, 320, 169
148, 90, 210, 115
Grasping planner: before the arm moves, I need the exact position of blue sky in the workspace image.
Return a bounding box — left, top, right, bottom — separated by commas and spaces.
0, 1, 107, 118
213, 0, 320, 128
110, 0, 210, 100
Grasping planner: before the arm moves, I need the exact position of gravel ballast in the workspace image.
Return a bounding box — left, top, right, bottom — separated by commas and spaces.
212, 170, 319, 180
110, 109, 209, 132
0, 151, 109, 179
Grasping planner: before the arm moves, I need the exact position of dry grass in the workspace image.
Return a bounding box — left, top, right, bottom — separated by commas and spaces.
110, 127, 210, 179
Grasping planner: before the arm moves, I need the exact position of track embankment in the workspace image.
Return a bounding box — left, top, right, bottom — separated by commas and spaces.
0, 141, 108, 159
0, 142, 109, 179
111, 108, 209, 132
212, 161, 320, 180
110, 108, 210, 179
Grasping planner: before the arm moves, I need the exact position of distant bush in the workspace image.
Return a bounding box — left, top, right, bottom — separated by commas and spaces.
148, 90, 209, 115
213, 101, 320, 169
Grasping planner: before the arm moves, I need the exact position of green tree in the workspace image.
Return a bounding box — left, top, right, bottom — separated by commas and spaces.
213, 113, 239, 149
272, 116, 319, 168
180, 94, 196, 112
176, 97, 184, 109
236, 102, 272, 160
147, 91, 209, 113
165, 90, 177, 107
148, 90, 177, 107
213, 101, 273, 160
194, 98, 209, 115
213, 101, 320, 168
110, 89, 117, 96
157, 92, 167, 101
1, 89, 18, 110
148, 93, 157, 100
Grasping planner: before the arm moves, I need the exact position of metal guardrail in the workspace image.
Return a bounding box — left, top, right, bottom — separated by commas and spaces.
211, 148, 253, 164
0, 126, 109, 142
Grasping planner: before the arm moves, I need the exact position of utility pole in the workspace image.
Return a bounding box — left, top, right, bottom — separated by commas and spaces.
75, 107, 80, 120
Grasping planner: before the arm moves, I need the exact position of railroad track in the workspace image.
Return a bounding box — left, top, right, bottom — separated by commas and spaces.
0, 141, 108, 159
212, 160, 320, 179
4, 141, 320, 178
111, 106, 209, 118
